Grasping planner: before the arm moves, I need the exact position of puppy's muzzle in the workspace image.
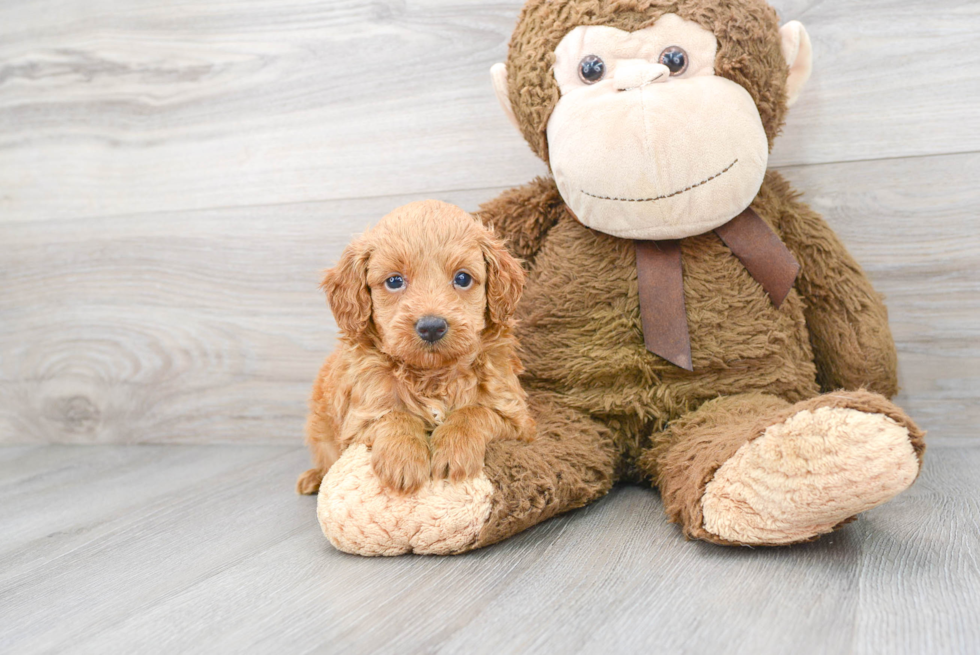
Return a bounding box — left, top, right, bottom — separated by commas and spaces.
416, 316, 449, 343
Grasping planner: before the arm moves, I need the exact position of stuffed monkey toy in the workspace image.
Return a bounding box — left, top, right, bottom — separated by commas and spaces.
314, 0, 925, 555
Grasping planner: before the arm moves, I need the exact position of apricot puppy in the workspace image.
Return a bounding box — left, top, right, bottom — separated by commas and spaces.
296, 200, 534, 495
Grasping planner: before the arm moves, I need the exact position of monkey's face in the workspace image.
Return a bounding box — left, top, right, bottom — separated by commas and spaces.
545, 14, 770, 240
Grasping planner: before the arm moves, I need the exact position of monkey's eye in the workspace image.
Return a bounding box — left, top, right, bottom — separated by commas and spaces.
452, 271, 473, 289
384, 275, 405, 291
578, 55, 605, 84
659, 46, 688, 76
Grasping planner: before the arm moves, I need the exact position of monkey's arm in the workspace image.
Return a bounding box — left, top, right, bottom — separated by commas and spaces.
771, 175, 899, 397
475, 177, 566, 264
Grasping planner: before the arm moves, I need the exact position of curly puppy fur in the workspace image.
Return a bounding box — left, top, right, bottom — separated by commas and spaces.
297, 200, 534, 496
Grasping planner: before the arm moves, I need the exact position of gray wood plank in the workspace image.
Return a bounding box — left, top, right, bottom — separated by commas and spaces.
2, 153, 977, 445
852, 466, 980, 654
0, 445, 976, 654
0, 446, 309, 653
1, 0, 978, 221
0, 445, 294, 585
768, 0, 980, 170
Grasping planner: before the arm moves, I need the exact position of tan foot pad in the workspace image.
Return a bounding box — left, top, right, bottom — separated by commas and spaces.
317, 444, 494, 556
701, 407, 919, 545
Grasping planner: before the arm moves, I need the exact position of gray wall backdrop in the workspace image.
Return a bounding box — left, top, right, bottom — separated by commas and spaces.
1, 0, 978, 445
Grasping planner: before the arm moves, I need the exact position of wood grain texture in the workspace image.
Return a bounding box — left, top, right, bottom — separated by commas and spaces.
2, 153, 977, 445
1, 0, 979, 221
0, 445, 292, 584
0, 444, 977, 654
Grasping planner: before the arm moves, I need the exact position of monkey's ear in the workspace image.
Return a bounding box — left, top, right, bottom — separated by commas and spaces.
320, 240, 372, 340
481, 229, 525, 329
490, 63, 520, 130
779, 21, 813, 107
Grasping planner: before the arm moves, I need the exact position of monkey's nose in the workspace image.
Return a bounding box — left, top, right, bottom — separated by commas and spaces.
614, 61, 670, 91
416, 316, 449, 343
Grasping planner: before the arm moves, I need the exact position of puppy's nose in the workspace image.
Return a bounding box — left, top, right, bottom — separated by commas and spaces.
416, 316, 449, 343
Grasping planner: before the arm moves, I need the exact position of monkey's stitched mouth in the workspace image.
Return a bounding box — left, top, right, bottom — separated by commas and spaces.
581, 159, 738, 203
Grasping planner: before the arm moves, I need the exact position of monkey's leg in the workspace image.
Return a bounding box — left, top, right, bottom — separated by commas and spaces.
316, 391, 619, 556
639, 390, 925, 546
468, 392, 619, 550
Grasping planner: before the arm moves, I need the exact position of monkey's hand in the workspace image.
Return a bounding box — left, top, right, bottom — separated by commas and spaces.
774, 173, 899, 397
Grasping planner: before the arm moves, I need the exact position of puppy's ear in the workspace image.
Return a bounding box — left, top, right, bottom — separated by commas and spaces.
321, 239, 372, 339
480, 229, 525, 329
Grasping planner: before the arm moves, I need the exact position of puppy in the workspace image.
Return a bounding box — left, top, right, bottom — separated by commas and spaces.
296, 200, 534, 495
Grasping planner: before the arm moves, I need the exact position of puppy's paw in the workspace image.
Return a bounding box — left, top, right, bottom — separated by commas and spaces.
431, 423, 486, 482
516, 415, 537, 442
296, 468, 325, 495
371, 433, 431, 494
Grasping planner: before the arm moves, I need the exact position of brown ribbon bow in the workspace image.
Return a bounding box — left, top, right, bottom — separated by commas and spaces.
634, 207, 800, 371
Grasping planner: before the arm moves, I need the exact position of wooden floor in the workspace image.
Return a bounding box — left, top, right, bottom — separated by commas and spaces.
1, 444, 978, 654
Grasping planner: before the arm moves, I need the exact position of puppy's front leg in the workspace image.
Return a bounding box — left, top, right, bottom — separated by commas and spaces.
365, 411, 431, 494
430, 406, 507, 482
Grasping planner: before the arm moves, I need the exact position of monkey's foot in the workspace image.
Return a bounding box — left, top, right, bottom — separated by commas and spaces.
316, 444, 493, 556
701, 404, 921, 545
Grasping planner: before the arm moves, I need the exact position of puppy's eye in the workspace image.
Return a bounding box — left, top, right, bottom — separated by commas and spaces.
578, 55, 605, 84
384, 275, 405, 291
659, 46, 688, 76
452, 271, 473, 289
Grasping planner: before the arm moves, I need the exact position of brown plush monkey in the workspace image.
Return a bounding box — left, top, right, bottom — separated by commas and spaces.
315, 0, 925, 555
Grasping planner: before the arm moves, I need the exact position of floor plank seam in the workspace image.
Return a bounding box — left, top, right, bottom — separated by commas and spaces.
5, 147, 979, 226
